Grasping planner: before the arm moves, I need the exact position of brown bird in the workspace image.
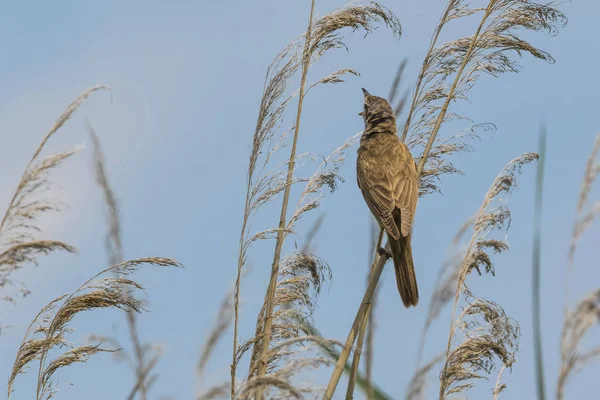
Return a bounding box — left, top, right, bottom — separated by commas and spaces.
356, 88, 419, 307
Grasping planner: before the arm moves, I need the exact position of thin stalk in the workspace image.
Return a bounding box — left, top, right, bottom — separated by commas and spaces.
532, 126, 547, 400
323, 247, 387, 400
231, 53, 274, 400
126, 311, 148, 400
0, 86, 108, 234
346, 305, 370, 400
436, 7, 504, 393
346, 229, 382, 399
126, 353, 161, 400
365, 224, 380, 400
88, 123, 150, 400
365, 311, 375, 400
232, 169, 253, 399
35, 262, 131, 400
419, 4, 492, 179
255, 0, 316, 397
401, 0, 459, 142
436, 11, 492, 394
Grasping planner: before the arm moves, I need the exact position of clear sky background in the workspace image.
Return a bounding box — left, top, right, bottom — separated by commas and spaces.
1, 1, 599, 399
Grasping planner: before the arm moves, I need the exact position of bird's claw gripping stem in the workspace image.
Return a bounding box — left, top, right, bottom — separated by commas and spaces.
377, 246, 393, 258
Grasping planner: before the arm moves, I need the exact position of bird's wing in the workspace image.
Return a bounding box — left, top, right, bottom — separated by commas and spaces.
357, 147, 401, 239
391, 141, 419, 236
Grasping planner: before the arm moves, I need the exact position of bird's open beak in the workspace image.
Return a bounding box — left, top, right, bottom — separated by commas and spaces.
361, 88, 370, 97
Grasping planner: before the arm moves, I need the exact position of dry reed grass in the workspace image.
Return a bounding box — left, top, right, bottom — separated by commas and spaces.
437, 154, 538, 398
4, 1, 594, 400
253, 4, 402, 397
7, 257, 181, 400
86, 122, 165, 400
0, 86, 110, 304
326, 0, 566, 397
2, 90, 181, 400
557, 133, 600, 400
241, 138, 356, 398
230, 1, 401, 398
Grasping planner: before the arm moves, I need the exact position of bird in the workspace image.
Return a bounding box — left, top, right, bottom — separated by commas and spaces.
356, 88, 419, 307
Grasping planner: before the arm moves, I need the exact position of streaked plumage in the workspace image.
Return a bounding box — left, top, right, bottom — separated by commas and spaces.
356, 88, 419, 307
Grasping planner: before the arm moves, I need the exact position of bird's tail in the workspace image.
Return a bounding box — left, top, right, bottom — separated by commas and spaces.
387, 231, 418, 307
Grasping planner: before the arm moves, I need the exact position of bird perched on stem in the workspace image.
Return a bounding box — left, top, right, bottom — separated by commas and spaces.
356, 88, 419, 307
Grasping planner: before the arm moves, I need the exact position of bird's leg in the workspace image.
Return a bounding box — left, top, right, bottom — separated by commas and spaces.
375, 229, 393, 258
375, 228, 383, 251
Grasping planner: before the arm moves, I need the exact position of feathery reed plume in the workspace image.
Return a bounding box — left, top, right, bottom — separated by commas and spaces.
438, 153, 538, 398
254, 5, 401, 395
196, 285, 236, 400
415, 123, 496, 197
249, 0, 317, 388
416, 222, 471, 366
567, 134, 600, 273
279, 276, 394, 399
0, 86, 109, 303
88, 124, 123, 266
557, 133, 600, 400
244, 140, 344, 382
231, 136, 356, 397
405, 354, 444, 400
238, 333, 344, 398
232, 28, 303, 400
238, 135, 357, 397
197, 384, 231, 400
440, 298, 519, 398
230, 6, 313, 394
412, 0, 565, 371
87, 122, 163, 400
199, 286, 235, 380
557, 290, 600, 400
273, 218, 392, 400
403, 0, 565, 191
7, 257, 181, 400
401, 0, 458, 143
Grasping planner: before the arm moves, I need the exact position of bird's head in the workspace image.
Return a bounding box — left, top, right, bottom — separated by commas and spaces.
359, 88, 396, 135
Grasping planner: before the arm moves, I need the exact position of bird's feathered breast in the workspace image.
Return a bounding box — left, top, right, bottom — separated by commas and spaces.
357, 132, 418, 238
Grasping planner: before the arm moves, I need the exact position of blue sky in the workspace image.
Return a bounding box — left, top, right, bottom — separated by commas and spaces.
1, 0, 599, 399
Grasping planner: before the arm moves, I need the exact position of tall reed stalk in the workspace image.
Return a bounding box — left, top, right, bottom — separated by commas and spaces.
255, 4, 317, 396
88, 122, 161, 400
